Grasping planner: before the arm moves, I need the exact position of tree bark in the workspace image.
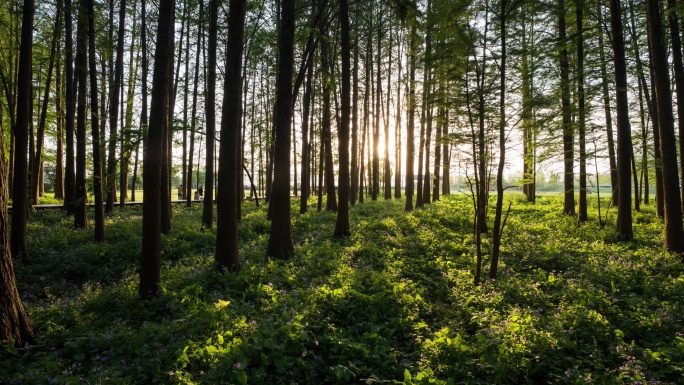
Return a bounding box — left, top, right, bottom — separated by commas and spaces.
334, 0, 351, 238
577, 0, 587, 223
599, 8, 618, 207
10, 0, 34, 262
88, 0, 105, 242
559, 0, 574, 216
0, 122, 34, 347
203, 0, 218, 228
140, 0, 175, 299
266, 0, 295, 259
611, 0, 633, 240
106, 0, 126, 213
74, 0, 88, 230
405, 24, 417, 212
215, 0, 246, 271
645, 0, 684, 253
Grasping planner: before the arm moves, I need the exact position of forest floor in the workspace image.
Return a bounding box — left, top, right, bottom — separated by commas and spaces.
1, 193, 683, 384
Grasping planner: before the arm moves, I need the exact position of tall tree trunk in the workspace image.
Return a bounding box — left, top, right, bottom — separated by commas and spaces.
372, 10, 380, 201
266, 0, 295, 259
215, 0, 246, 271
422, 0, 433, 205
559, 0, 574, 216
334, 0, 351, 238
433, 101, 442, 202
577, 0, 587, 223
187, 1, 203, 208
0, 118, 34, 347
32, 9, 60, 205
88, 0, 105, 242
442, 108, 449, 195
74, 0, 88, 230
405, 24, 417, 212
646, 0, 684, 253
106, 0, 126, 212
300, 36, 314, 213
55, 25, 64, 201
665, 0, 684, 212
10, 0, 34, 261
320, 23, 337, 211
134, 0, 148, 203
611, 0, 633, 240
490, 0, 506, 280
203, 0, 218, 227
121, 2, 139, 207
384, 24, 392, 200
140, 0, 175, 299
599, 8, 618, 207
395, 29, 403, 199
351, 29, 359, 205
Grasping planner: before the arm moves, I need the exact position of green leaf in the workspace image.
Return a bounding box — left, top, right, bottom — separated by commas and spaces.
236, 370, 248, 385
404, 368, 413, 384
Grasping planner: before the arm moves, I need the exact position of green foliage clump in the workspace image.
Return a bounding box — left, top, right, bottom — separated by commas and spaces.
1, 195, 683, 384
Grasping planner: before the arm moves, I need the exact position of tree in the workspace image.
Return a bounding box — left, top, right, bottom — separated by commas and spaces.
559, 0, 574, 216
215, 0, 246, 271
203, 0, 218, 228
266, 0, 295, 259
74, 0, 88, 230
139, 0, 175, 299
490, 0, 507, 279
576, 0, 587, 222
610, 0, 632, 240
0, 121, 34, 347
63, 0, 76, 213
645, 0, 684, 253
106, 0, 127, 213
9, 0, 34, 262
88, 0, 105, 241
334, 0, 351, 238
405, 23, 417, 212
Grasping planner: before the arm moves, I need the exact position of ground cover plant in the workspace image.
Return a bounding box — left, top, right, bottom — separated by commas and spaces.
1, 194, 683, 384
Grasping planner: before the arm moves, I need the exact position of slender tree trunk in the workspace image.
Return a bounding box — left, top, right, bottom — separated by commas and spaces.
599, 9, 618, 207
10, 0, 34, 261
106, 0, 126, 212
611, 0, 633, 240
121, 2, 138, 206
442, 108, 449, 195
216, 0, 246, 271
646, 0, 684, 253
300, 36, 314, 213
187, 1, 203, 208
55, 28, 64, 201
405, 24, 417, 212
320, 23, 337, 211
383, 23, 392, 200
577, 0, 587, 223
74, 0, 88, 230
32, 9, 60, 205
433, 101, 442, 202
87, 0, 105, 242
560, 0, 574, 216
267, 0, 295, 259
334, 0, 351, 238
203, 0, 218, 227
140, 0, 175, 299
372, 11, 380, 201
490, 0, 506, 279
395, 29, 403, 199
351, 30, 359, 205
422, 0, 433, 205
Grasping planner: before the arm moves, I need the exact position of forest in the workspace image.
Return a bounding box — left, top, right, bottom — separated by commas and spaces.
1, 0, 684, 382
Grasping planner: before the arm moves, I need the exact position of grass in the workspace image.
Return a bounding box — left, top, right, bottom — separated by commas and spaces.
1, 194, 683, 384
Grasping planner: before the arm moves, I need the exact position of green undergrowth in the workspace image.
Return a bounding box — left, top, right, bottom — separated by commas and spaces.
2, 194, 683, 384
